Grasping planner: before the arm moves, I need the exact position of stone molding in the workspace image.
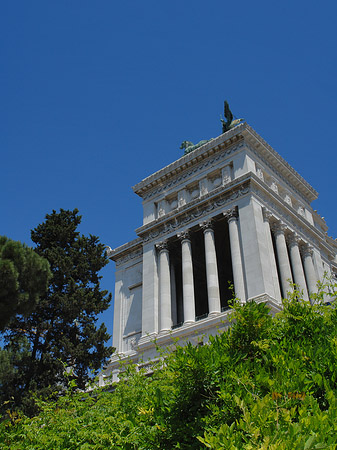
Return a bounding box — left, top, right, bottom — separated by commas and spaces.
251, 177, 326, 251
112, 239, 143, 268
137, 141, 245, 201
133, 127, 245, 199
241, 126, 317, 203
132, 124, 317, 205
137, 180, 251, 243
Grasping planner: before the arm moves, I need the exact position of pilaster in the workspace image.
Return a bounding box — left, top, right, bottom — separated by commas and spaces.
238, 197, 279, 300
139, 242, 159, 341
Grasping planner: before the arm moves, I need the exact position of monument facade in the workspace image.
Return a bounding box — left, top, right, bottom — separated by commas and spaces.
102, 123, 337, 384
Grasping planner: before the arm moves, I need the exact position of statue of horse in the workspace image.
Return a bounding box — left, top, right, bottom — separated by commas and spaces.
180, 139, 210, 155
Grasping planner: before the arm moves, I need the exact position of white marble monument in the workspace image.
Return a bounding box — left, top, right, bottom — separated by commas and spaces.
101, 123, 337, 384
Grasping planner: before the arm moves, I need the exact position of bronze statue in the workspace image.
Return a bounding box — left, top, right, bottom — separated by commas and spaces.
221, 100, 243, 133
180, 139, 210, 155
180, 101, 243, 155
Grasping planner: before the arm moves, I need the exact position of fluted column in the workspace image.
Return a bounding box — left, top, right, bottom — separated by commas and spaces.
177, 231, 196, 324
156, 241, 171, 332
287, 234, 309, 301
224, 207, 246, 302
272, 223, 293, 298
200, 220, 221, 316
301, 244, 318, 298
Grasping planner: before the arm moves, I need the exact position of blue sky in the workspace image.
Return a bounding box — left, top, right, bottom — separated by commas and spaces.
2, 1, 337, 342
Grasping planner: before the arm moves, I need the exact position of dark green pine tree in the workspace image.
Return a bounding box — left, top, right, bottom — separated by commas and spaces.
0, 236, 52, 330
3, 209, 112, 413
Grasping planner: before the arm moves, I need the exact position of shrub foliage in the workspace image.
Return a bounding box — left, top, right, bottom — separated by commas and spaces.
1, 280, 337, 449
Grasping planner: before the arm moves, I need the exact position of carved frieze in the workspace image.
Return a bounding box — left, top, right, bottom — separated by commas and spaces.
251, 180, 320, 249
139, 182, 250, 243
115, 248, 143, 267
141, 142, 245, 201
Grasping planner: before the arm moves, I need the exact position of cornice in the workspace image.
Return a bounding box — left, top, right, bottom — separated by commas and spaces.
250, 174, 333, 255
109, 237, 143, 265
135, 174, 251, 242
132, 123, 318, 206
132, 125, 245, 199
242, 126, 318, 203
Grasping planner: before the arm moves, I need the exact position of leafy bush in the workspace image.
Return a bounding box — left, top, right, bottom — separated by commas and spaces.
1, 280, 337, 449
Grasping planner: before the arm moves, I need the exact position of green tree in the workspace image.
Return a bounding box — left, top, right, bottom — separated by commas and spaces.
0, 236, 52, 330
2, 209, 112, 414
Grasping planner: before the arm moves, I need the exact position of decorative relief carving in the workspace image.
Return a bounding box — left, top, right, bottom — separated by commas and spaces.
199, 179, 208, 197
246, 143, 313, 204
262, 207, 274, 223
115, 248, 143, 267
140, 183, 250, 243
178, 190, 187, 208
286, 233, 300, 247
130, 337, 138, 351
157, 200, 166, 218
142, 142, 245, 200
284, 193, 292, 206
271, 221, 287, 236
251, 183, 319, 249
223, 206, 238, 221
256, 165, 264, 181
177, 230, 191, 241
199, 219, 214, 231
298, 205, 305, 217
300, 244, 313, 258
222, 165, 232, 185
270, 180, 279, 194
155, 240, 169, 251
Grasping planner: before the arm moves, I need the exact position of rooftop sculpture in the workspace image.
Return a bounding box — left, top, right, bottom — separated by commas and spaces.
180, 101, 243, 155
220, 100, 244, 133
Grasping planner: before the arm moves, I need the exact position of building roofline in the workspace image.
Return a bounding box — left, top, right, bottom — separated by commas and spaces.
132, 123, 318, 204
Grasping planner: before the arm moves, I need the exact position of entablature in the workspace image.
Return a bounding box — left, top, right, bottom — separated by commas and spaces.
109, 238, 143, 268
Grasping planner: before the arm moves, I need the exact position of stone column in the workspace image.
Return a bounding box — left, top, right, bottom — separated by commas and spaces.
272, 222, 293, 298
287, 234, 309, 301
170, 261, 177, 325
262, 209, 282, 302
177, 231, 196, 324
156, 241, 171, 332
200, 220, 221, 316
301, 244, 318, 298
224, 207, 246, 302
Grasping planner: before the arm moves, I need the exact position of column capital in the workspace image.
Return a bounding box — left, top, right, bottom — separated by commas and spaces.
262, 207, 273, 223
301, 243, 313, 258
177, 230, 191, 242
286, 233, 300, 248
156, 240, 169, 252
271, 221, 287, 236
223, 206, 238, 222
199, 219, 214, 232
